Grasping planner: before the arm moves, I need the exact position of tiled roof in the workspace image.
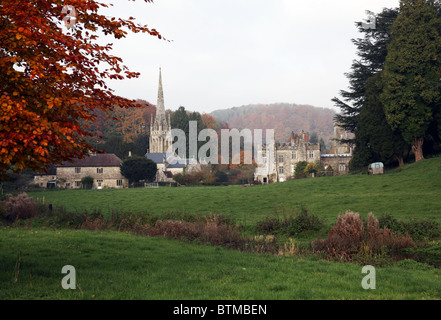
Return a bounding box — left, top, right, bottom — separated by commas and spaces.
145, 153, 166, 164
145, 153, 187, 168
59, 153, 123, 167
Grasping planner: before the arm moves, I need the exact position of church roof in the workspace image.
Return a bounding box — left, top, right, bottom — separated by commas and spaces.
146, 153, 166, 164
145, 153, 188, 168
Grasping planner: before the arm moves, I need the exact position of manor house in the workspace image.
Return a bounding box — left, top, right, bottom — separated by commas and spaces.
254, 123, 352, 184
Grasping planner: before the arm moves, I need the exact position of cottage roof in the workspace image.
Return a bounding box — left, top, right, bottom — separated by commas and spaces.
59, 153, 123, 167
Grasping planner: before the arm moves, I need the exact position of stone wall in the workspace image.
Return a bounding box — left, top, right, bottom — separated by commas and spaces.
56, 166, 128, 189
254, 141, 321, 183
320, 154, 351, 176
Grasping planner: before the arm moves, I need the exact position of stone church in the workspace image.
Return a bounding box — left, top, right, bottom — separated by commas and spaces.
145, 69, 200, 182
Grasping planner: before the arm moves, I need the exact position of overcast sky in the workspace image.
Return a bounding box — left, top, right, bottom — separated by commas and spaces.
100, 0, 400, 114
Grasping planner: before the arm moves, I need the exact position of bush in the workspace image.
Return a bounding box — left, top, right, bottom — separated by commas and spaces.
313, 211, 415, 263
3, 192, 40, 221
379, 214, 441, 241
401, 219, 441, 241
255, 205, 325, 236
287, 206, 326, 235
172, 173, 186, 185
294, 161, 308, 179
81, 176, 94, 189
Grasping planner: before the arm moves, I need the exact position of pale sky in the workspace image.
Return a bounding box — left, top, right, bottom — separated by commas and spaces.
99, 0, 400, 114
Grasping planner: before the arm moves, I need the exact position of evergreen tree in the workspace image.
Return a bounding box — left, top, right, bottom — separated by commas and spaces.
120, 156, 157, 184
170, 106, 207, 159
356, 73, 410, 167
333, 8, 400, 169
333, 8, 399, 135
380, 0, 441, 162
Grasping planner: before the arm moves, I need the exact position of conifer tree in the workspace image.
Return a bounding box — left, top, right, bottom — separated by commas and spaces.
333, 8, 399, 134
380, 0, 441, 162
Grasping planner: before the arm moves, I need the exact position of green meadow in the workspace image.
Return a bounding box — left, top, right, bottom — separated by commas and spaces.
1, 228, 440, 300
27, 157, 441, 224
1, 157, 441, 300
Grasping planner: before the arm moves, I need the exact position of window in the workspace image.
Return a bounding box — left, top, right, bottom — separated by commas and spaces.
339, 164, 346, 172
292, 152, 296, 159
309, 151, 314, 159
75, 167, 81, 174
279, 155, 284, 163
75, 181, 81, 187
291, 164, 296, 173
97, 168, 103, 174
279, 166, 284, 174
117, 179, 123, 186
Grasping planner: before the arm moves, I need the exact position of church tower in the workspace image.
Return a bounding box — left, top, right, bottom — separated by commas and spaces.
149, 68, 172, 153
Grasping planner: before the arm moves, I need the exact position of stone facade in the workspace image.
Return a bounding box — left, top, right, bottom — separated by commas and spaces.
320, 123, 353, 175
254, 124, 353, 183
33, 153, 128, 189
254, 130, 321, 184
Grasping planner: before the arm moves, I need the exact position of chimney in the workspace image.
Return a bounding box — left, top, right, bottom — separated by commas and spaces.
304, 132, 309, 142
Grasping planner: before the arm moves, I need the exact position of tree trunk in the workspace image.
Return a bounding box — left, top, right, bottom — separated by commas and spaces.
395, 154, 404, 167
412, 137, 424, 162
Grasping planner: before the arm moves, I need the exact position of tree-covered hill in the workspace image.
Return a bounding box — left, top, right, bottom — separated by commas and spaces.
210, 103, 336, 145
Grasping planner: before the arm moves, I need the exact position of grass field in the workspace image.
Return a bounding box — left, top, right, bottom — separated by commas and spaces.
1, 228, 440, 300
27, 156, 441, 225
1, 157, 441, 300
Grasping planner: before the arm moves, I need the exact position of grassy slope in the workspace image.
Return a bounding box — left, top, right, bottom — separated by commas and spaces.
3, 158, 440, 300
28, 157, 441, 224
1, 228, 440, 300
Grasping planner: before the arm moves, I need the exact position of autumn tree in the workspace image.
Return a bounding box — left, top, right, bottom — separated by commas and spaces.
229, 150, 256, 184
202, 113, 216, 129
0, 0, 164, 177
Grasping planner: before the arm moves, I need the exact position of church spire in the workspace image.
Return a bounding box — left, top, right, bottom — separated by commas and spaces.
156, 67, 166, 124
149, 67, 172, 155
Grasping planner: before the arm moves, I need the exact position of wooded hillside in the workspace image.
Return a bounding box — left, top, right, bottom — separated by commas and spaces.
210, 103, 336, 145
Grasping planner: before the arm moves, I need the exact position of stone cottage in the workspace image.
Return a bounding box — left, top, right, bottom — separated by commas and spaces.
33, 153, 128, 189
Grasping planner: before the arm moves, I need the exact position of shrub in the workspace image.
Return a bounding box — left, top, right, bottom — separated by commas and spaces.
287, 206, 326, 235
3, 192, 40, 221
313, 211, 415, 263
379, 214, 441, 241
294, 161, 308, 179
401, 219, 440, 241
81, 176, 94, 189
255, 205, 325, 236
172, 173, 186, 185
